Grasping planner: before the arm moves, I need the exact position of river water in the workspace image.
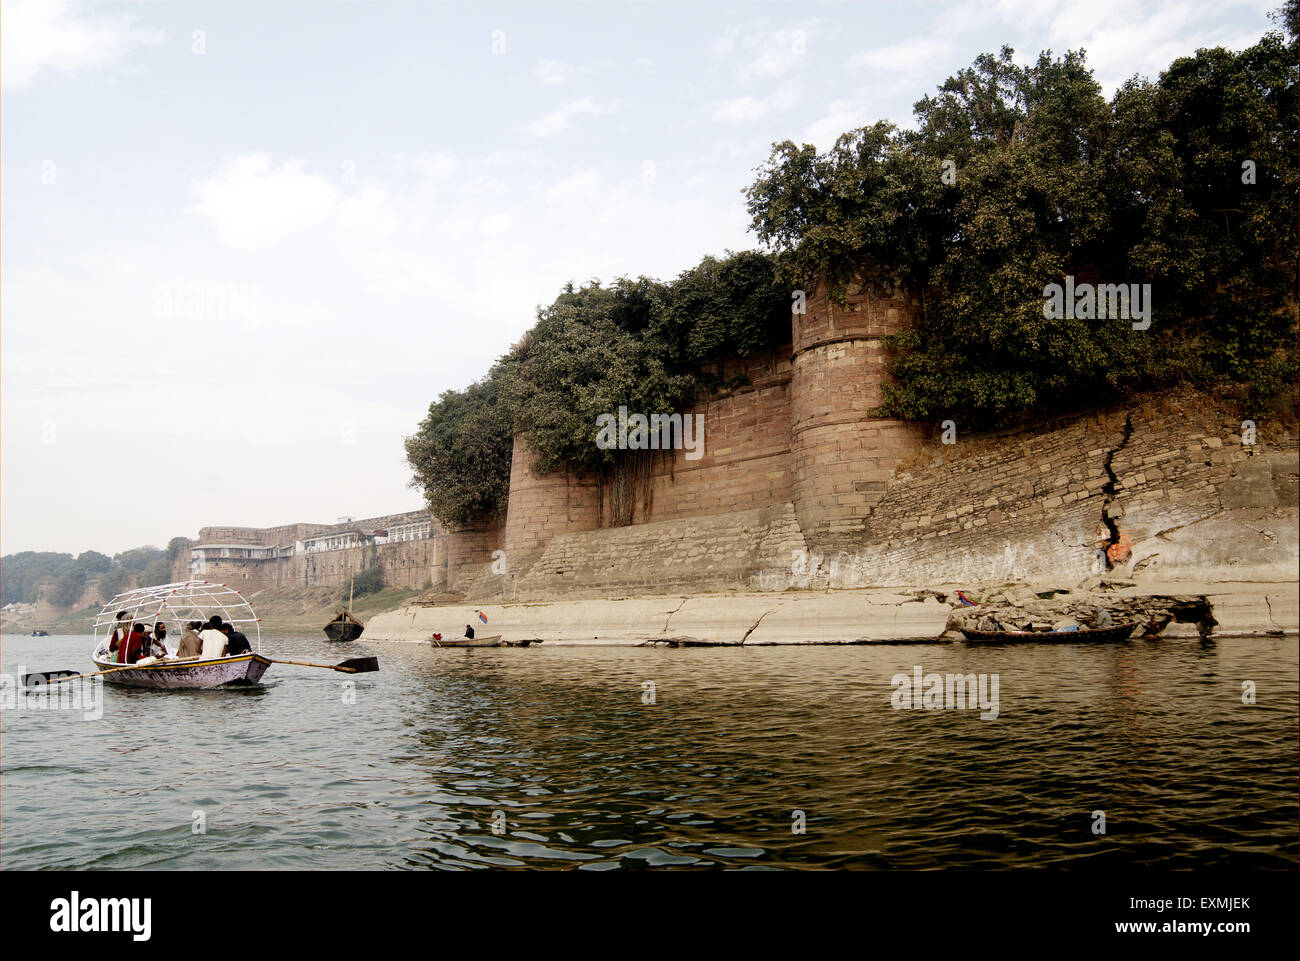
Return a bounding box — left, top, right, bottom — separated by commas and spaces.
1, 632, 1295, 870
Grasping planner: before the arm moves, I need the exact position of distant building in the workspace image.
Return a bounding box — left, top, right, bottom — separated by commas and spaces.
178, 510, 457, 593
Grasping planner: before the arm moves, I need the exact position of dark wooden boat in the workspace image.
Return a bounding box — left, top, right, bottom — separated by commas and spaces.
961, 622, 1140, 644
324, 610, 364, 642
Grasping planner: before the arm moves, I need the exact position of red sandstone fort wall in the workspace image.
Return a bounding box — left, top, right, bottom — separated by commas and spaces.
594, 347, 795, 526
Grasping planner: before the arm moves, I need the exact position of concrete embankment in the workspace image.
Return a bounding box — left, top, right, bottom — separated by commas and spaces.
362, 581, 1298, 646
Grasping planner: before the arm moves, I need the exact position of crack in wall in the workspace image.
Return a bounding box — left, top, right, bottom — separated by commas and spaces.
1263, 593, 1281, 629
661, 597, 689, 633
1099, 413, 1135, 569
740, 608, 779, 644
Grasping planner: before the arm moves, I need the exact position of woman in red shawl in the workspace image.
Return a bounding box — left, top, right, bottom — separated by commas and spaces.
113, 623, 148, 664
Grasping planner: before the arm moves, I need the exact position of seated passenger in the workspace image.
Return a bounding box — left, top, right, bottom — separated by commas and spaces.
199, 616, 229, 658
118, 623, 147, 664
220, 622, 252, 656
151, 621, 170, 657
107, 611, 129, 654
139, 625, 161, 659
176, 621, 203, 659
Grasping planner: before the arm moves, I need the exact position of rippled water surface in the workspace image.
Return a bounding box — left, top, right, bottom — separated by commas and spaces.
2, 632, 1295, 869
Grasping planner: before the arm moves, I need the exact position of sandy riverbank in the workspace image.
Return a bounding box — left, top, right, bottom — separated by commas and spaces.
362, 579, 1299, 646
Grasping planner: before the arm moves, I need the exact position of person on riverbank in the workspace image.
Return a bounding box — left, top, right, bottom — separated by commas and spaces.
199, 616, 228, 657
176, 621, 203, 659
220, 622, 252, 656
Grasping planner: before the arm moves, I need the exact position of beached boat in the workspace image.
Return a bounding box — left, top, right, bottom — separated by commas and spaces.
88, 580, 271, 689
961, 623, 1139, 644
324, 609, 364, 642
430, 634, 503, 648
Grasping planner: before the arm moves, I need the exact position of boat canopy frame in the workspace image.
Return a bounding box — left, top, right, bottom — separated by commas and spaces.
92, 580, 262, 653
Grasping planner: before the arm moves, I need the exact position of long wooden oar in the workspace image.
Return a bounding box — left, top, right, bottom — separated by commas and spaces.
25, 656, 378, 686
265, 656, 379, 674
23, 664, 145, 686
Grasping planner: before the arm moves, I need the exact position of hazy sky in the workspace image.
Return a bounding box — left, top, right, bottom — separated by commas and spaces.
1, 0, 1279, 556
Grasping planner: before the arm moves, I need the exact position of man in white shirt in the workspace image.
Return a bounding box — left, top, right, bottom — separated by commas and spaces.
199, 616, 228, 658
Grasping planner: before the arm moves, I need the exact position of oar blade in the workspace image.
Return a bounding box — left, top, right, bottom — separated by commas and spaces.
338, 657, 379, 673
22, 670, 80, 687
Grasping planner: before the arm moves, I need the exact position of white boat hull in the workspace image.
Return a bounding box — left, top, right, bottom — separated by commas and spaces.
91, 653, 272, 689
431, 635, 502, 648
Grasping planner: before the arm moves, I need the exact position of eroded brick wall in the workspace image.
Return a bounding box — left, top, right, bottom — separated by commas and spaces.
594, 348, 795, 525
480, 503, 808, 601
791, 275, 926, 548
767, 390, 1299, 587
503, 437, 601, 561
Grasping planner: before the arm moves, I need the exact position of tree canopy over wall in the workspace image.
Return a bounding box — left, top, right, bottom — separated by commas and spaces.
407, 13, 1298, 529
747, 22, 1297, 425
406, 252, 788, 527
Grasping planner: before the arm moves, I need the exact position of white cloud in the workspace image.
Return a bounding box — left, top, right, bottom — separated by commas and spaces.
188, 155, 339, 252
709, 87, 799, 125
478, 212, 514, 235
1, 0, 165, 91
712, 24, 813, 84
534, 58, 576, 85
336, 184, 398, 238
525, 97, 620, 138
802, 97, 875, 149
544, 168, 602, 201
1038, 0, 1269, 93
848, 36, 955, 74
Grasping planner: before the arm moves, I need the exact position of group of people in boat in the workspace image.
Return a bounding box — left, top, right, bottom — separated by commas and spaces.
106, 612, 252, 664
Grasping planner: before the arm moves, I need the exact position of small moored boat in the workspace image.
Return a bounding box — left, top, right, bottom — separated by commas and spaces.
961, 622, 1139, 644
430, 634, 503, 648
324, 610, 364, 642
31, 629, 50, 637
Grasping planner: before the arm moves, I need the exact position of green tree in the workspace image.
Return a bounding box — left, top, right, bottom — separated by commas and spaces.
405, 252, 792, 530
166, 537, 194, 563
97, 567, 131, 604
0, 551, 76, 605
51, 568, 87, 608
75, 550, 113, 573
143, 558, 172, 586
113, 546, 164, 572
405, 372, 516, 528
745, 31, 1297, 425
349, 565, 385, 598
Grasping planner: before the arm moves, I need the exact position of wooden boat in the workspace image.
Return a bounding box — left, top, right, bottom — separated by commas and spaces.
961, 622, 1140, 644
430, 634, 503, 648
87, 581, 272, 689
91, 650, 272, 688
324, 609, 364, 642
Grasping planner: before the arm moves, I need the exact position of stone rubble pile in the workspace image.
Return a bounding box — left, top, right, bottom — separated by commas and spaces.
933, 579, 1217, 636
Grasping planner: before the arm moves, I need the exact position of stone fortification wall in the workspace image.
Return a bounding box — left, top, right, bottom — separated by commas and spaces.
789, 275, 926, 549
459, 389, 1295, 601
